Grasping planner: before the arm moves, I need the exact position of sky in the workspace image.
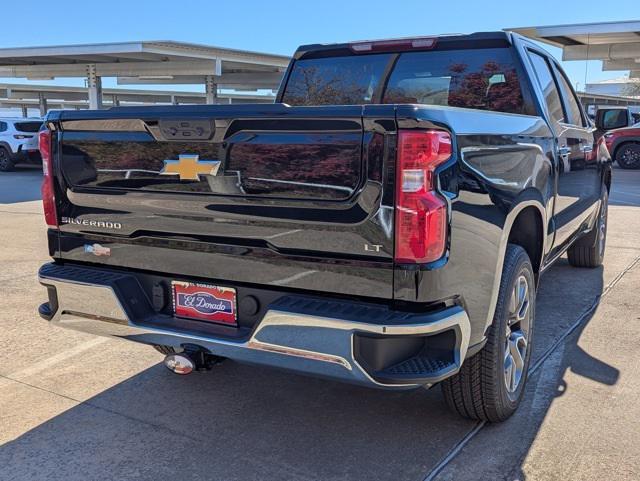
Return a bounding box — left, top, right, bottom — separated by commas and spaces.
1, 0, 638, 100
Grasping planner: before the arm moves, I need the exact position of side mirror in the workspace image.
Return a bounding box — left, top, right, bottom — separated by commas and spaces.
595, 109, 631, 130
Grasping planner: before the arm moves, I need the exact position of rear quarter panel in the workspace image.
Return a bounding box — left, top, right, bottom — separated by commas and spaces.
393, 105, 555, 345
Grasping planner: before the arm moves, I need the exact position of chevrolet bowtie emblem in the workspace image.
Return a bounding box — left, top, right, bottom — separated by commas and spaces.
160, 154, 221, 181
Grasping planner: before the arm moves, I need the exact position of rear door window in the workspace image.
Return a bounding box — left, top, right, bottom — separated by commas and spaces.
527, 51, 565, 124
552, 64, 585, 127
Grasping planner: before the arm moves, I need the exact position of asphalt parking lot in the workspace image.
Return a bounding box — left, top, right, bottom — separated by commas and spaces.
1, 167, 639, 481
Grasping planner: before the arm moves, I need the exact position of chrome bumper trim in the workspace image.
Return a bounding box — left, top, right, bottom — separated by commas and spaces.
39, 267, 470, 389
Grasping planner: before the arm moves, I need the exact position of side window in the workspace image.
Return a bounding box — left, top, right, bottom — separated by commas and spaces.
527, 51, 565, 124
0, 122, 7, 133
553, 64, 585, 126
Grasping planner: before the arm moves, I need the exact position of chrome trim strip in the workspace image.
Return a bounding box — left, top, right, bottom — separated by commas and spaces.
246, 340, 353, 370
40, 270, 470, 389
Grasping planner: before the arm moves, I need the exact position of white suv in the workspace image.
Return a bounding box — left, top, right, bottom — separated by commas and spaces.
0, 118, 43, 172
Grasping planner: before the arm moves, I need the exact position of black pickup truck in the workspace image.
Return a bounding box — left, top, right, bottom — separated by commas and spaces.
38, 31, 611, 422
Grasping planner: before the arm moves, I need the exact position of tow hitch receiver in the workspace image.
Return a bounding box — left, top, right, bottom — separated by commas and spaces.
163, 348, 224, 375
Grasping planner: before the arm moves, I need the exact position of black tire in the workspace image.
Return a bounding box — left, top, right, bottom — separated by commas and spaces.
0, 147, 14, 172
441, 244, 535, 422
615, 143, 640, 169
567, 189, 608, 268
153, 345, 177, 355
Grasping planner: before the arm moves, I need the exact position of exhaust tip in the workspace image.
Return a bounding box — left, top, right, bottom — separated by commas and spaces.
164, 353, 195, 375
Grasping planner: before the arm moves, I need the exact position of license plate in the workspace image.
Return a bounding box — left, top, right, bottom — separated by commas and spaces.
171, 281, 237, 325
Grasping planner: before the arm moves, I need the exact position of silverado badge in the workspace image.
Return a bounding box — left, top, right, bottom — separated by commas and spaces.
160, 154, 221, 181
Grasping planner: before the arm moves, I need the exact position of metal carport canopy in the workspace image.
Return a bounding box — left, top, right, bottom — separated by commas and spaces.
0, 82, 275, 116
509, 20, 640, 78
0, 40, 290, 108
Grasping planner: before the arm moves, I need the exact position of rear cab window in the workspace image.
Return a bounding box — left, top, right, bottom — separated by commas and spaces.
282, 44, 534, 116
383, 48, 530, 114
282, 54, 390, 106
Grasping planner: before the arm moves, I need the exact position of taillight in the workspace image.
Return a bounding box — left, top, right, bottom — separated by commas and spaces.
39, 129, 58, 228
395, 130, 451, 264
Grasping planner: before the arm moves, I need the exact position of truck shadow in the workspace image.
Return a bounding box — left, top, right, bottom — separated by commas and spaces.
0, 168, 42, 204
435, 259, 619, 481
0, 260, 616, 481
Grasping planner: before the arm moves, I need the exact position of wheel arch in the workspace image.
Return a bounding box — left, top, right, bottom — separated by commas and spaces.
507, 206, 545, 282
482, 198, 547, 336
0, 141, 13, 153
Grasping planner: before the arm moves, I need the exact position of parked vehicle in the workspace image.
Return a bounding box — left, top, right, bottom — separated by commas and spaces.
37, 31, 611, 422
596, 108, 640, 169
594, 106, 634, 131
0, 118, 43, 171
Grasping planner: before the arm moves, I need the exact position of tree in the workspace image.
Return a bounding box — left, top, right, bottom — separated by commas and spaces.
622, 82, 640, 98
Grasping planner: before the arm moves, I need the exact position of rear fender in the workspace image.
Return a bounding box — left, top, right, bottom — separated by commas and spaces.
483, 196, 547, 335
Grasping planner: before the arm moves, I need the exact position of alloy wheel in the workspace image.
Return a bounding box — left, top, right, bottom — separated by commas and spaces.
504, 275, 531, 395
621, 147, 640, 167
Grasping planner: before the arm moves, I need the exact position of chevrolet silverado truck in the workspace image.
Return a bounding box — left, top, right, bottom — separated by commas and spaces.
37, 31, 611, 422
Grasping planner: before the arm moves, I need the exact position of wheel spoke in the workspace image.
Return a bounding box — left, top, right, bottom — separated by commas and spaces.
504, 352, 515, 392
510, 332, 527, 372
508, 286, 518, 320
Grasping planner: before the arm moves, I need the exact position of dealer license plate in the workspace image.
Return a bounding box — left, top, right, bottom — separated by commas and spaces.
171, 281, 237, 325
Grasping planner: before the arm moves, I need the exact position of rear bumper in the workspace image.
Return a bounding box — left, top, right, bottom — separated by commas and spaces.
38, 262, 470, 389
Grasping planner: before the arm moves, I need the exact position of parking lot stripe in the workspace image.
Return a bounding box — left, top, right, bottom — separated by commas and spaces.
421, 253, 640, 481
5, 337, 108, 382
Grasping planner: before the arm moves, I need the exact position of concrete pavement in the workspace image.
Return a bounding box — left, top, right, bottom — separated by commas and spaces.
0, 167, 639, 481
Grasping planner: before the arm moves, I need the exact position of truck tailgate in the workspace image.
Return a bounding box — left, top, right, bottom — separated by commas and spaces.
50, 104, 395, 300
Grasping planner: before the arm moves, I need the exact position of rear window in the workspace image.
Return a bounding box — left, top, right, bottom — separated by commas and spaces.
384, 48, 528, 114
282, 54, 391, 106
14, 122, 42, 133
282, 47, 530, 115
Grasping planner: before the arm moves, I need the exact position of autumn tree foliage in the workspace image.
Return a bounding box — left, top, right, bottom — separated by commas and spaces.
448, 61, 524, 113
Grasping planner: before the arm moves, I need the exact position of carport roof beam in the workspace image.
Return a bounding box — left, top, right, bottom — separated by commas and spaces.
0, 40, 290, 91
508, 20, 640, 49
0, 41, 290, 67
508, 21, 640, 80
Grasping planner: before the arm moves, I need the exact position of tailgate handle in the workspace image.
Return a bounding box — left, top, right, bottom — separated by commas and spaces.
154, 119, 215, 141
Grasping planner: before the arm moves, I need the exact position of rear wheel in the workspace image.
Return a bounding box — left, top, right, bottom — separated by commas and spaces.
616, 143, 640, 169
0, 147, 14, 172
441, 244, 535, 422
567, 189, 608, 268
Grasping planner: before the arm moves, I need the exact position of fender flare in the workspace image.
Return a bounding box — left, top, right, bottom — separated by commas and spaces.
482, 196, 547, 334
0, 141, 13, 154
